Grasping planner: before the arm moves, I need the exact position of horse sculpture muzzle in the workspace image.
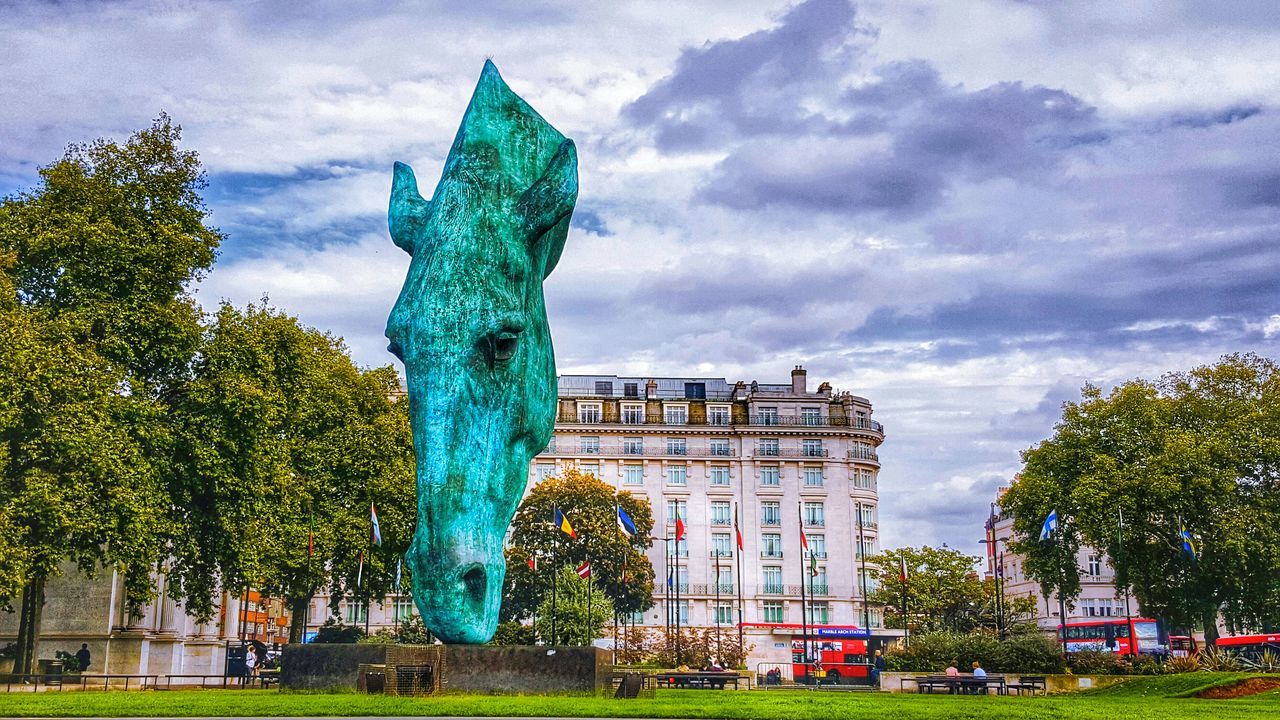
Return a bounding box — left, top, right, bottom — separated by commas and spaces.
385, 60, 576, 643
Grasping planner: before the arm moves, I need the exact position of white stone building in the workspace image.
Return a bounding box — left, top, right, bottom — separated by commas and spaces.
531, 367, 895, 666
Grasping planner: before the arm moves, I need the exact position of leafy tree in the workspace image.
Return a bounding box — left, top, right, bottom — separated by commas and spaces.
503, 467, 655, 626
0, 116, 219, 674
1001, 354, 1280, 644
312, 618, 366, 644
867, 546, 995, 632
534, 565, 613, 646
165, 302, 416, 642
364, 615, 432, 645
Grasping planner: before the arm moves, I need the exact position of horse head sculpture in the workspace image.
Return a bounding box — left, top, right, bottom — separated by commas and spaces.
385, 60, 576, 643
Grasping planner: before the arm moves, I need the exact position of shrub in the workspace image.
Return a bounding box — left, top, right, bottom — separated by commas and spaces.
54, 650, 82, 672
313, 618, 366, 644
1069, 650, 1129, 675
1121, 654, 1164, 675
1162, 655, 1199, 674
490, 620, 535, 646
883, 631, 1064, 673
1198, 646, 1242, 672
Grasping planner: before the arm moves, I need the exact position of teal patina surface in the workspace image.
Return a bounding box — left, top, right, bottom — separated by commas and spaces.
385, 60, 577, 643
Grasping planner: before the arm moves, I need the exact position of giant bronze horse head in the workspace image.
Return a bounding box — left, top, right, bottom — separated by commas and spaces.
386, 61, 576, 643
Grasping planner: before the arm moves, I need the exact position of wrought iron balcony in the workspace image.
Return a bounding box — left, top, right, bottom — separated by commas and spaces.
556, 411, 884, 433
540, 443, 738, 458
754, 446, 828, 457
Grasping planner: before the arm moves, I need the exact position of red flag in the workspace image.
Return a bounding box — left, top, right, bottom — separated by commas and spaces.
899, 555, 908, 584
527, 555, 537, 571
308, 532, 314, 557
675, 514, 686, 542
735, 525, 744, 551
576, 560, 591, 579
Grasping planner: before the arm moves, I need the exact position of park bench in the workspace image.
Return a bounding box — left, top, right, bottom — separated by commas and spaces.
913, 674, 1006, 695
657, 671, 749, 689
1006, 675, 1046, 695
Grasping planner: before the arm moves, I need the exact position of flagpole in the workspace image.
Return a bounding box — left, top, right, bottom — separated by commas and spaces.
798, 502, 809, 682
714, 550, 722, 662
1119, 509, 1134, 656
552, 506, 559, 646
734, 502, 745, 656
674, 525, 682, 665
900, 554, 909, 648
856, 502, 869, 630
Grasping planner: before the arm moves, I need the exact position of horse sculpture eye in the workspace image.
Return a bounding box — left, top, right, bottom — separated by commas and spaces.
493, 332, 519, 362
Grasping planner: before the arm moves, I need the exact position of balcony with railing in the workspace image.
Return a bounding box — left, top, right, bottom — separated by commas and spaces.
540, 442, 738, 458
803, 518, 826, 528
710, 517, 733, 526
709, 550, 734, 559
760, 550, 784, 559
754, 446, 829, 458
556, 410, 884, 433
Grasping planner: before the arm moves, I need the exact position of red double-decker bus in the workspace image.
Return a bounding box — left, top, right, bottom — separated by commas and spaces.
1059, 618, 1169, 655
791, 638, 871, 684
1216, 633, 1280, 665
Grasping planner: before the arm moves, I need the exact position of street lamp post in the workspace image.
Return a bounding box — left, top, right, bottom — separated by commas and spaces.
979, 534, 1010, 640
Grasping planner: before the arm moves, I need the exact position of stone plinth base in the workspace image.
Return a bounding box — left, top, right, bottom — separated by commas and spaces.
281, 644, 609, 694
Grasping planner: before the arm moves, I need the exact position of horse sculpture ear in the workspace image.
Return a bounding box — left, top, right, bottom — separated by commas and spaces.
517, 139, 577, 278
389, 161, 433, 256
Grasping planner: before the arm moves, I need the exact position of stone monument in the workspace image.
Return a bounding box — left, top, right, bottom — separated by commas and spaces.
385, 60, 577, 644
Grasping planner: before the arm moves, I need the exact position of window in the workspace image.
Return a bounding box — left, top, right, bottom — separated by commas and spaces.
627, 610, 645, 624
758, 438, 779, 456
709, 439, 731, 456
810, 602, 829, 624
760, 502, 781, 526
762, 567, 783, 594
1088, 555, 1102, 578
811, 568, 828, 595
667, 465, 688, 486
594, 381, 613, 396
802, 439, 824, 457
708, 405, 731, 425
623, 437, 644, 455
804, 502, 825, 527
712, 533, 732, 557
868, 608, 882, 628
710, 466, 731, 486
711, 501, 732, 525
664, 404, 688, 425
684, 382, 706, 399
623, 464, 644, 485
801, 407, 821, 426
803, 467, 824, 487
760, 466, 780, 486
853, 469, 877, 490
761, 533, 782, 558
717, 567, 734, 593
535, 463, 555, 481
673, 538, 689, 557
852, 441, 875, 460
856, 536, 878, 559
667, 600, 689, 625
622, 404, 645, 424
859, 568, 879, 594
394, 596, 415, 621
580, 436, 600, 453
578, 403, 601, 423
810, 534, 827, 558
344, 602, 367, 624
763, 601, 784, 623
857, 505, 877, 528
715, 603, 735, 625
666, 437, 687, 455
758, 407, 779, 425
666, 499, 688, 523
623, 382, 639, 398
580, 462, 599, 478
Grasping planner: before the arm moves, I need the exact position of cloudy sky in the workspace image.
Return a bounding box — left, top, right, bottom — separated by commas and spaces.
3, 0, 1278, 557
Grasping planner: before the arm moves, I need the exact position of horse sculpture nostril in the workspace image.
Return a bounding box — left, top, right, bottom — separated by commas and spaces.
493, 333, 518, 361
462, 566, 487, 606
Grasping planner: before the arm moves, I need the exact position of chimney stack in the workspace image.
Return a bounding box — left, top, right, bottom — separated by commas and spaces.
645, 378, 658, 399
791, 365, 807, 395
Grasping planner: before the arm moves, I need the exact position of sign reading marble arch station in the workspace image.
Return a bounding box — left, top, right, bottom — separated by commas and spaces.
384, 60, 578, 644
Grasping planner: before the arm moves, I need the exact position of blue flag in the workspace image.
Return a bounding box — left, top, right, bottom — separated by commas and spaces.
617, 505, 638, 538
1039, 509, 1058, 541
1179, 517, 1198, 561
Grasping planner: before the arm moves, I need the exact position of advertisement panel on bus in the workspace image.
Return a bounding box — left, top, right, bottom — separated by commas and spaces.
1059, 618, 1169, 655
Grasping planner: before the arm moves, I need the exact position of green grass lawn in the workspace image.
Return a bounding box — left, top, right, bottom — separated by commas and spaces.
0, 675, 1275, 719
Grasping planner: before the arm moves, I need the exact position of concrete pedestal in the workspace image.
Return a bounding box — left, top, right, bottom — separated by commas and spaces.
281, 644, 609, 694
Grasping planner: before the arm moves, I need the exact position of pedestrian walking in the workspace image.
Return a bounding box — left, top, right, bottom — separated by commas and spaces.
75, 643, 91, 672
872, 649, 886, 688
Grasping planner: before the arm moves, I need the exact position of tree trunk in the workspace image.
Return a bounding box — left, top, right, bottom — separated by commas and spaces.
12, 575, 46, 676
288, 595, 312, 644
1201, 608, 1219, 648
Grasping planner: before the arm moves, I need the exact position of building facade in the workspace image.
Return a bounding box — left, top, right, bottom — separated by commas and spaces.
530, 367, 893, 665
987, 486, 1132, 632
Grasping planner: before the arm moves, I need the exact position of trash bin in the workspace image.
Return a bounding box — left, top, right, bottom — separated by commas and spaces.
36, 659, 64, 685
